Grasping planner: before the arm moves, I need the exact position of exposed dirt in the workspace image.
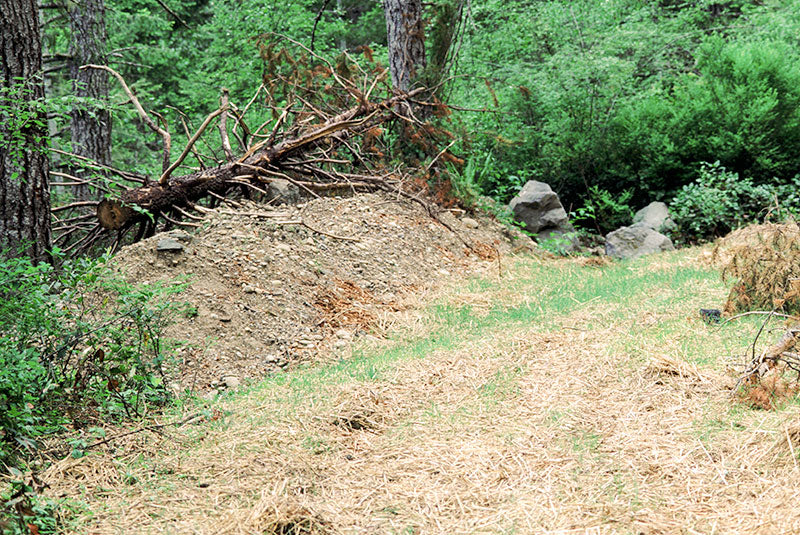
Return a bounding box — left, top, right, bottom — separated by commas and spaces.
112, 192, 527, 394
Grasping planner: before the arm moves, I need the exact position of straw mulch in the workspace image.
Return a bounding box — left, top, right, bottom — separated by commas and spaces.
38, 255, 800, 534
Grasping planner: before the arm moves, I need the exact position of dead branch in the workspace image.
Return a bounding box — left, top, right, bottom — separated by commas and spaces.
218, 88, 234, 162
159, 107, 223, 184
82, 64, 171, 173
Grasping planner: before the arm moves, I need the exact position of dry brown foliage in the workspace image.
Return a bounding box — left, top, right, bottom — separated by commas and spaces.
740, 373, 800, 410
314, 279, 378, 330
713, 221, 800, 315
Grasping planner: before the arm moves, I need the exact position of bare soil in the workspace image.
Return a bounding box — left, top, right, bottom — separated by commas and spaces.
112, 192, 524, 394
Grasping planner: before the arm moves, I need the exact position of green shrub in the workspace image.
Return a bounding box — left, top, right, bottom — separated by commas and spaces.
0, 252, 186, 466
669, 162, 773, 241
572, 186, 634, 235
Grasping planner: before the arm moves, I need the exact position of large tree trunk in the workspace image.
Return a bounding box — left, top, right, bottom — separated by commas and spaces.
0, 0, 52, 262
68, 0, 111, 201
383, 0, 426, 92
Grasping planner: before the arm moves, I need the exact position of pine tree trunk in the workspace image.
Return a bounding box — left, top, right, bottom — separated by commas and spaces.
383, 0, 426, 92
0, 0, 52, 262
69, 0, 111, 201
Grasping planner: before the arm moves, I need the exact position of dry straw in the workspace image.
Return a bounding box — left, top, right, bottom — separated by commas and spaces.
713, 220, 800, 315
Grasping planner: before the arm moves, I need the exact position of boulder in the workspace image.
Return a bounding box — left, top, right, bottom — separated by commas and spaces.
632, 202, 676, 234
605, 223, 674, 260
267, 179, 301, 205
509, 181, 577, 248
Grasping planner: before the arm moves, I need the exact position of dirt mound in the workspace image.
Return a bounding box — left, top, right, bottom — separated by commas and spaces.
113, 193, 525, 393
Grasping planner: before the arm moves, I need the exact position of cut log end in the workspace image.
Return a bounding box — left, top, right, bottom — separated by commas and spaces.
97, 199, 135, 230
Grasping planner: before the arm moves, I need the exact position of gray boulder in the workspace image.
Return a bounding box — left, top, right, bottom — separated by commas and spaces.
605, 223, 674, 260
509, 181, 577, 248
632, 202, 676, 234
267, 179, 301, 205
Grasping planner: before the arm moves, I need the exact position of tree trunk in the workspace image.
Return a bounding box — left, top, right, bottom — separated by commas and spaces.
0, 0, 52, 262
68, 0, 111, 201
383, 0, 425, 92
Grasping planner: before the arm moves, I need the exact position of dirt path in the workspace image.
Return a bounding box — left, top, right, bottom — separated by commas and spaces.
44, 250, 800, 534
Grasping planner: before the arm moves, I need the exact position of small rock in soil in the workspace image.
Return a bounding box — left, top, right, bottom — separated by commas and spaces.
156, 238, 184, 252
462, 217, 479, 229
222, 375, 240, 388
335, 329, 352, 340
169, 230, 193, 242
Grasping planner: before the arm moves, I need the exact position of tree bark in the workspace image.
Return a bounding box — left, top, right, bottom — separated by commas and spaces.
0, 0, 52, 262
68, 0, 111, 201
383, 0, 425, 92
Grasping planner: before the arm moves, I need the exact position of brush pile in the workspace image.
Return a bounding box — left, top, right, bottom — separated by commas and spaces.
53, 35, 462, 256
713, 220, 800, 315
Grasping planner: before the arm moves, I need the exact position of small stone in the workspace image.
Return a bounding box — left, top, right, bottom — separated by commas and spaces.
218, 314, 232, 322
222, 375, 240, 388
203, 390, 217, 401
169, 230, 193, 242
335, 329, 352, 340
265, 354, 279, 363
242, 284, 258, 294
276, 243, 292, 252
461, 217, 479, 229
156, 238, 183, 252
334, 339, 348, 349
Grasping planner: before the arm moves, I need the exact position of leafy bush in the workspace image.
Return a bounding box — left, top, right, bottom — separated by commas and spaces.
0, 475, 61, 534
0, 252, 186, 466
669, 162, 773, 241
571, 186, 633, 235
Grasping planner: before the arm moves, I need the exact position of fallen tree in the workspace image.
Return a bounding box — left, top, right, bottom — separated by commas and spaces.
52, 36, 462, 255
95, 86, 424, 232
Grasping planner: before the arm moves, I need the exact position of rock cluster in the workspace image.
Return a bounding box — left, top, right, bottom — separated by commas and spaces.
508, 181, 578, 250
605, 202, 675, 260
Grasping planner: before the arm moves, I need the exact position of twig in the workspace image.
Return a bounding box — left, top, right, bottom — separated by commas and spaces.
83, 413, 204, 451
160, 107, 224, 184
81, 64, 171, 173
51, 201, 99, 213
698, 439, 728, 485
786, 426, 799, 472
153, 0, 190, 29
309, 0, 332, 52
752, 309, 777, 362
717, 310, 796, 328
301, 220, 361, 242
425, 139, 457, 173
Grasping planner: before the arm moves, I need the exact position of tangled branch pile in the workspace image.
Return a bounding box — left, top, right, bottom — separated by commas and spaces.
713, 221, 800, 315
53, 35, 460, 255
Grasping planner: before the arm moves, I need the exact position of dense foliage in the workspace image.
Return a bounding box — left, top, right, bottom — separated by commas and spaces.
40, 0, 800, 242
0, 252, 185, 466
451, 0, 800, 227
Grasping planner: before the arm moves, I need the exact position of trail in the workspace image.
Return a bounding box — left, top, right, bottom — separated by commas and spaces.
45, 250, 800, 534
